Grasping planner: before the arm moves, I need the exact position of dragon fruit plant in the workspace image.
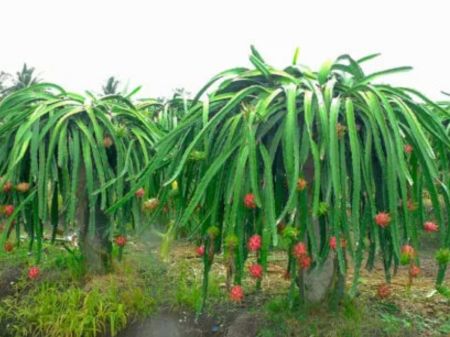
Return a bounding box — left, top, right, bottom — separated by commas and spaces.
118, 47, 450, 310
0, 84, 167, 271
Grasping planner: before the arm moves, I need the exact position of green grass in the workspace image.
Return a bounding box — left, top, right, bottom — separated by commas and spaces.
0, 241, 229, 337
166, 259, 224, 312
256, 295, 438, 337
1, 281, 137, 337
0, 246, 158, 337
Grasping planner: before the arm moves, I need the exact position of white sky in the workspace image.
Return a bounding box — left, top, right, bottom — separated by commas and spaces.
1, 0, 449, 99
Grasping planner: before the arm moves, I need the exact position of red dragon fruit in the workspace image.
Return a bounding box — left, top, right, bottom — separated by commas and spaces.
114, 235, 127, 247
400, 244, 416, 265
423, 221, 438, 233
375, 212, 391, 228
103, 136, 114, 148
248, 234, 262, 252
329, 236, 337, 250
28, 266, 40, 280
293, 242, 307, 259
298, 255, 312, 269
401, 244, 415, 258
404, 144, 413, 154
135, 188, 145, 198
248, 263, 263, 279
2, 181, 13, 193
230, 285, 244, 302
377, 283, 391, 299
296, 178, 307, 191
244, 193, 256, 209
409, 265, 420, 278
4, 242, 13, 253
3, 205, 14, 217
196, 245, 205, 257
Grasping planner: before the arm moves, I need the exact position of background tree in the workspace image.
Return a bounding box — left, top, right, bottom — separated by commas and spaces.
2, 64, 40, 96
102, 76, 121, 96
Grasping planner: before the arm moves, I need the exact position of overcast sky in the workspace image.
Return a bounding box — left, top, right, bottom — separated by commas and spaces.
1, 0, 449, 99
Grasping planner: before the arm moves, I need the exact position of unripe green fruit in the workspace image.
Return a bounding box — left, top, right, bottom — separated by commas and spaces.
225, 234, 239, 248
436, 248, 450, 265
207, 226, 220, 238
282, 226, 298, 240
400, 253, 411, 265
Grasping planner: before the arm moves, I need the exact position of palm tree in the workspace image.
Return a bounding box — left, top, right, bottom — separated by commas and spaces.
102, 76, 120, 95
1, 64, 40, 95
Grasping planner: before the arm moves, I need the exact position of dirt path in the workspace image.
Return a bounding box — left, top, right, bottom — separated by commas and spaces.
117, 309, 262, 337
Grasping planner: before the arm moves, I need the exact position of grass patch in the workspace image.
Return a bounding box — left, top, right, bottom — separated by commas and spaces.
0, 241, 164, 337
257, 295, 433, 337
0, 246, 158, 337
0, 240, 229, 337
166, 259, 223, 312
0, 278, 153, 337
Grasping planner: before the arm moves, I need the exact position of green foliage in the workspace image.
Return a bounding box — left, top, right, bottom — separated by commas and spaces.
0, 240, 82, 283
0, 48, 449, 318
0, 239, 231, 337
0, 84, 166, 264
437, 285, 450, 299
0, 244, 161, 337
0, 275, 155, 337
259, 296, 367, 337
259, 295, 438, 337
439, 319, 450, 334
53, 246, 86, 280
116, 47, 450, 308
168, 259, 222, 312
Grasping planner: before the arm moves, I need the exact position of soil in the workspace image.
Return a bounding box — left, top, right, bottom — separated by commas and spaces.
118, 307, 261, 337
0, 265, 22, 299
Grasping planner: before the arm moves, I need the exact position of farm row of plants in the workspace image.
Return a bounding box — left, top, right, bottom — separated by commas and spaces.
1, 48, 449, 316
